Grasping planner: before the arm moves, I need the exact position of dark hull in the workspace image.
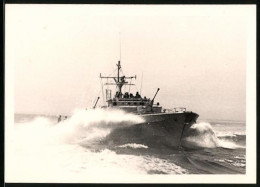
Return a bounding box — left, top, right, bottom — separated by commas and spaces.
103, 112, 199, 148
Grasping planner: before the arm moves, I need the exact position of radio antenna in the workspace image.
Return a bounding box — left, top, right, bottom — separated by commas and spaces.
119, 32, 121, 61
140, 72, 143, 95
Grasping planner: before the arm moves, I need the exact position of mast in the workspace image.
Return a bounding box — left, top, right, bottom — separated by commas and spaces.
117, 61, 121, 82
99, 35, 136, 99
100, 61, 136, 98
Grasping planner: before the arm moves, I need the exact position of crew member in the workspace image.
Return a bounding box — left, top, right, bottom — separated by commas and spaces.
135, 92, 141, 98
115, 91, 119, 98
58, 115, 62, 123
124, 92, 129, 98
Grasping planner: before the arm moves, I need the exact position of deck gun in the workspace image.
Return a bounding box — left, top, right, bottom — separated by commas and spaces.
149, 88, 160, 111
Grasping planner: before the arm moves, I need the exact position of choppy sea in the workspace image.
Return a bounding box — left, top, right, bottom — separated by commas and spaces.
6, 109, 246, 182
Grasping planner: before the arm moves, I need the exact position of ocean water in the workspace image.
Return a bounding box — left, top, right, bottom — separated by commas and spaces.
6, 109, 246, 182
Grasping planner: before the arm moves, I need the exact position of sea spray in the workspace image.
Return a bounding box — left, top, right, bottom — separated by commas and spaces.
183, 122, 244, 149
53, 108, 145, 144
6, 112, 246, 181
7, 110, 188, 182
12, 109, 145, 145
7, 109, 155, 182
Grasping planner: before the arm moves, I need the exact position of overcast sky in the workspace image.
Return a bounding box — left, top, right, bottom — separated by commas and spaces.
6, 5, 255, 120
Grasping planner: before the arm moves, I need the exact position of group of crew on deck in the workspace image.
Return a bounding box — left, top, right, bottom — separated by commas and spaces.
115, 91, 147, 100
57, 115, 67, 123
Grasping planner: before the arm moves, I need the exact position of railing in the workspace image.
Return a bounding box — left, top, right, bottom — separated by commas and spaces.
173, 107, 186, 112
163, 107, 187, 113
115, 97, 150, 102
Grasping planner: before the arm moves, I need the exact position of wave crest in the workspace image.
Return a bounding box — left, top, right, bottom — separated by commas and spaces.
183, 122, 245, 149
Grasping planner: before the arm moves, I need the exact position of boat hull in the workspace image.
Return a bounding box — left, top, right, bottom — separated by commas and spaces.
103, 112, 199, 148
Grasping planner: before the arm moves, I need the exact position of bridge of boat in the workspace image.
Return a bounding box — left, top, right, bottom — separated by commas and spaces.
108, 97, 152, 106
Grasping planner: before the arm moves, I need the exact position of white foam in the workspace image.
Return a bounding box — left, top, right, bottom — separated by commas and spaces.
6, 109, 187, 182
214, 158, 246, 168
7, 140, 186, 182
13, 108, 145, 146
232, 162, 246, 167
216, 132, 246, 137
118, 143, 148, 149
141, 156, 188, 174
185, 122, 245, 149
234, 155, 246, 160
217, 139, 245, 149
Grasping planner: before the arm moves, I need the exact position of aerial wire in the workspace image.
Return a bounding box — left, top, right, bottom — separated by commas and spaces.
140, 72, 143, 95
129, 78, 132, 93
119, 32, 121, 62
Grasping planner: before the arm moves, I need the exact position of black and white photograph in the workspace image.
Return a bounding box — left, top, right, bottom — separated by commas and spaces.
5, 4, 256, 183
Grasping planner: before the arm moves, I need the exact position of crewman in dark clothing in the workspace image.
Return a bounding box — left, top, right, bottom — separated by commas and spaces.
124, 92, 129, 98
115, 91, 119, 98
135, 92, 141, 98
121, 76, 126, 83
58, 115, 62, 123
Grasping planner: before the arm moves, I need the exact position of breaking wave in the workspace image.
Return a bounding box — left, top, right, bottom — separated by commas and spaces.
6, 110, 246, 181
14, 108, 145, 146
8, 109, 189, 182
183, 122, 245, 149
54, 108, 145, 144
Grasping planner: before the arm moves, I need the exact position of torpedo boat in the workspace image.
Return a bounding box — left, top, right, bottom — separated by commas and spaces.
97, 60, 199, 148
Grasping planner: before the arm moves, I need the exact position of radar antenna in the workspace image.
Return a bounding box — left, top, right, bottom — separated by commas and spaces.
100, 35, 136, 97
